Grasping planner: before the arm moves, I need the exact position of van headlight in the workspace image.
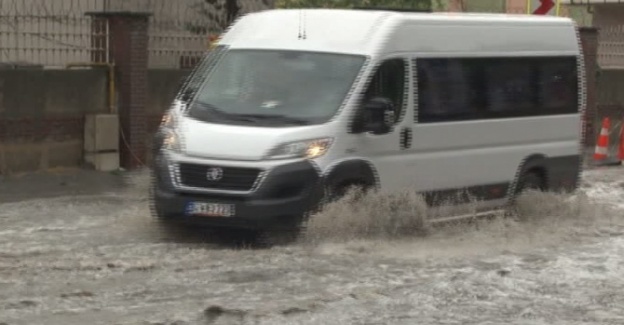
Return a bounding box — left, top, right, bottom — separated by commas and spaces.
162, 129, 183, 153
266, 138, 333, 160
161, 110, 176, 128
157, 109, 184, 153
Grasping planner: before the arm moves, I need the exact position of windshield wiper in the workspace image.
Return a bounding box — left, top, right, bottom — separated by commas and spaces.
234, 114, 311, 125
193, 101, 226, 114
191, 102, 311, 125
190, 101, 256, 125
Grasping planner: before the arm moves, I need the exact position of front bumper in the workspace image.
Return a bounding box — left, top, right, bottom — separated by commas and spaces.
151, 153, 325, 230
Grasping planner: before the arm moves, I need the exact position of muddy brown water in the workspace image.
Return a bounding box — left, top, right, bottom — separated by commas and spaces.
0, 167, 623, 325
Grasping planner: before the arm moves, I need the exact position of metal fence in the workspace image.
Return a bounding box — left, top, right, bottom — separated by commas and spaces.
0, 0, 106, 68
147, 0, 225, 69
598, 25, 624, 69
0, 0, 274, 69
143, 0, 274, 69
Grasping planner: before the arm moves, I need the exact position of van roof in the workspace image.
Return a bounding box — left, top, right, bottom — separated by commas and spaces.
219, 9, 579, 56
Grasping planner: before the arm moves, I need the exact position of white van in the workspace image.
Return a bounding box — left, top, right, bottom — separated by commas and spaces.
150, 8, 584, 233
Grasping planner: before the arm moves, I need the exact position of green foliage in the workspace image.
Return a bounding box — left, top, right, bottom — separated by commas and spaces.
276, 0, 432, 10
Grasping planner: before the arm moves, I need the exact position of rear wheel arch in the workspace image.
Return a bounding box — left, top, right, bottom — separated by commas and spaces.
510, 154, 549, 196
518, 170, 546, 192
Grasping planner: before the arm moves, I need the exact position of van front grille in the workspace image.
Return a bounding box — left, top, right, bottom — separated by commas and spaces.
178, 163, 261, 191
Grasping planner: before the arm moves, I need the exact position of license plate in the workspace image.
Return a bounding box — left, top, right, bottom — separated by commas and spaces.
185, 202, 235, 217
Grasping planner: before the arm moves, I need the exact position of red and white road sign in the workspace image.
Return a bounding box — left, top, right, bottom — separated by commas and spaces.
530, 0, 556, 15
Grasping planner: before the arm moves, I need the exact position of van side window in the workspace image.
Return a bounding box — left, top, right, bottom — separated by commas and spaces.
537, 57, 578, 114
483, 57, 578, 117
483, 59, 536, 115
417, 59, 478, 123
415, 56, 578, 123
363, 58, 406, 123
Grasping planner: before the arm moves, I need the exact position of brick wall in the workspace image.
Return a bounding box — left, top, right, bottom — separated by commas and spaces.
580, 27, 599, 148
0, 118, 84, 143
102, 13, 152, 169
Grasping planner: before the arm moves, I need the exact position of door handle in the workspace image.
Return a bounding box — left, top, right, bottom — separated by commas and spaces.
400, 128, 412, 150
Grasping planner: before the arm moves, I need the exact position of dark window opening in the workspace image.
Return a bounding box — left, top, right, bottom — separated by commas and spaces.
416, 56, 578, 123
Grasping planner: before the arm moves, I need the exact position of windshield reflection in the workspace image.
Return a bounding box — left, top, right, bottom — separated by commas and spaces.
188, 49, 366, 127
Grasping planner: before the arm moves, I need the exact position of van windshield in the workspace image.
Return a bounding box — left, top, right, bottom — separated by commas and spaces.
188, 49, 366, 127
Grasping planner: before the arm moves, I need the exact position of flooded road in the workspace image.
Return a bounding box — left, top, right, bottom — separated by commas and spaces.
1, 167, 623, 325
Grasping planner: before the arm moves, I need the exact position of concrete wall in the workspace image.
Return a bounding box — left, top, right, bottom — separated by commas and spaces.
0, 68, 190, 175
0, 68, 108, 174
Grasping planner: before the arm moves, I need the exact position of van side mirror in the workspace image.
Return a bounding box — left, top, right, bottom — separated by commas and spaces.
356, 97, 396, 135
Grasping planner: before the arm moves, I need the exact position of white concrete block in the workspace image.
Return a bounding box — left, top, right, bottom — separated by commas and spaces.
84, 114, 119, 152
85, 152, 119, 172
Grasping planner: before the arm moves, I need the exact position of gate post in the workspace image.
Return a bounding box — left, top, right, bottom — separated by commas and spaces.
86, 11, 152, 170
579, 27, 599, 149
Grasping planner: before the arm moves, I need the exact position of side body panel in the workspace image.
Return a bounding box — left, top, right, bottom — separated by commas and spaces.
332, 19, 583, 211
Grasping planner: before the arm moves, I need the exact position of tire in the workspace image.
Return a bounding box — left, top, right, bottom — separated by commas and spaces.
506, 170, 544, 219
516, 171, 544, 195
147, 172, 197, 241
148, 171, 167, 221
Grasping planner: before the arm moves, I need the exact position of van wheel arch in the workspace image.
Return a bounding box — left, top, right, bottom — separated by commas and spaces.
323, 159, 378, 202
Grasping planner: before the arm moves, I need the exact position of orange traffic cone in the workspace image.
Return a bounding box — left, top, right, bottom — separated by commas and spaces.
594, 117, 610, 161
618, 121, 624, 161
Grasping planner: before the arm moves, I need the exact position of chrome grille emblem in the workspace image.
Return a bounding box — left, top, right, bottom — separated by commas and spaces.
205, 167, 224, 181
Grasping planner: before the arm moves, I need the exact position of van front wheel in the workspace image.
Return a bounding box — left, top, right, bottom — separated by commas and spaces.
324, 182, 369, 205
